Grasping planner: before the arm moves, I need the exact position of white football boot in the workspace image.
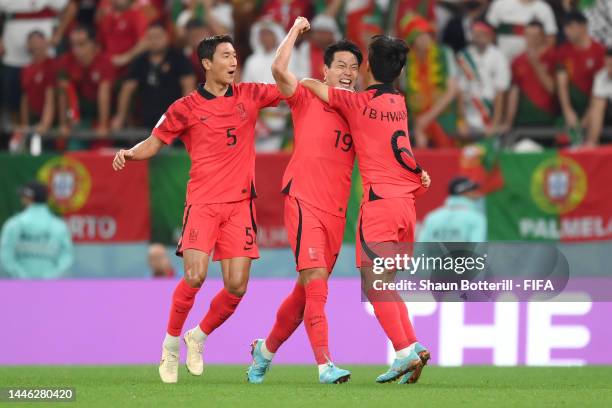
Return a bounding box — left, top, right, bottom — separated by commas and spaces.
183, 328, 205, 376
159, 346, 179, 383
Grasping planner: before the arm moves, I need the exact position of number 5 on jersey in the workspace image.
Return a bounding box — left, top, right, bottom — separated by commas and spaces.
227, 127, 237, 146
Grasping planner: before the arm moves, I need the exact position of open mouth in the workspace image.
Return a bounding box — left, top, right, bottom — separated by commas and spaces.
339, 79, 352, 87
228, 70, 236, 75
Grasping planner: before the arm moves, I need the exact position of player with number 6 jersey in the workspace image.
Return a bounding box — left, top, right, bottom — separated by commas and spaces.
301, 34, 432, 385
112, 35, 281, 384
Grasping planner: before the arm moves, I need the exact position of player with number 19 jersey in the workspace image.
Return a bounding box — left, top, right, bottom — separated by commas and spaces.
282, 84, 355, 271
152, 82, 281, 260
328, 84, 426, 266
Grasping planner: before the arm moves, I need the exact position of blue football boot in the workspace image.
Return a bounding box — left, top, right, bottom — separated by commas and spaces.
375, 348, 422, 383
246, 339, 272, 384
398, 342, 431, 384
319, 362, 351, 384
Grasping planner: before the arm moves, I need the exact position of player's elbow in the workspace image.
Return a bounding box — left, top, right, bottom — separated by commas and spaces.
271, 62, 286, 81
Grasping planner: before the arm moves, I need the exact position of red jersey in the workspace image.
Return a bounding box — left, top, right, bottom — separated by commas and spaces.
283, 84, 355, 216
328, 83, 423, 199
21, 57, 57, 116
556, 39, 605, 94
152, 83, 281, 205
58, 52, 114, 102
97, 7, 148, 58
512, 48, 558, 114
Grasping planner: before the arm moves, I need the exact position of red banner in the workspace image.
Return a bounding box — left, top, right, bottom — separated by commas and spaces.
37, 152, 150, 243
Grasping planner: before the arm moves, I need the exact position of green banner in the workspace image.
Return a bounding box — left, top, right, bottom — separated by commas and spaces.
486, 151, 558, 241
149, 152, 190, 244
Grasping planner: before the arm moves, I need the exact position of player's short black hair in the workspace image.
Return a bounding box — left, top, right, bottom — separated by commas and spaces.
368, 35, 409, 83
526, 19, 545, 31
197, 34, 234, 61
324, 40, 363, 67
607, 48, 612, 57
563, 11, 588, 26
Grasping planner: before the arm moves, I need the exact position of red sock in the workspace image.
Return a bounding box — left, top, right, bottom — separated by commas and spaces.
304, 279, 330, 364
265, 282, 306, 353
395, 298, 417, 345
199, 288, 243, 335
167, 279, 200, 336
367, 289, 411, 351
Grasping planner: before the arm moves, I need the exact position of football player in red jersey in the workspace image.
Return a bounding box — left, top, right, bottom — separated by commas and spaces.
112, 35, 281, 384
247, 17, 359, 384
301, 34, 432, 385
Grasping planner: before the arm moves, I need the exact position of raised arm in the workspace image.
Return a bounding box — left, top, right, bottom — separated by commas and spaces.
300, 78, 330, 103
272, 17, 310, 97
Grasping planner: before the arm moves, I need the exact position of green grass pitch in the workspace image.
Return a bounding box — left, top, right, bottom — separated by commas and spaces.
1, 365, 611, 407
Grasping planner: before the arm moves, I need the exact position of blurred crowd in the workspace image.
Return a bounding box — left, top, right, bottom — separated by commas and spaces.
1, 0, 612, 152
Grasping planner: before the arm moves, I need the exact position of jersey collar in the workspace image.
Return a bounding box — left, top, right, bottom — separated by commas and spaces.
197, 83, 233, 100
366, 83, 401, 97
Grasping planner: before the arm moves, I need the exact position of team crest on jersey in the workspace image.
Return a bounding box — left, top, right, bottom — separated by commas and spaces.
236, 103, 248, 121
37, 156, 92, 214
531, 156, 587, 215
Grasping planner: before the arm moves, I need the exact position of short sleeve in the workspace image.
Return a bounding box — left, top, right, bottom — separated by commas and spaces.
244, 83, 281, 108
328, 86, 360, 120
540, 4, 558, 35
152, 100, 191, 144
132, 9, 149, 39
285, 83, 309, 109
592, 70, 611, 99
485, 2, 500, 28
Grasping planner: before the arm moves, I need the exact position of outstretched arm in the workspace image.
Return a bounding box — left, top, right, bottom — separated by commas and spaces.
112, 135, 165, 171
272, 17, 310, 97
300, 78, 330, 103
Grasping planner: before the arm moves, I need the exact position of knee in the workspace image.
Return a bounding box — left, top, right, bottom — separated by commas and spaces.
184, 274, 204, 288
225, 280, 247, 297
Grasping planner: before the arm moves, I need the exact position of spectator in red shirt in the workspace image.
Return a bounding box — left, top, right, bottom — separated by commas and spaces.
556, 11, 605, 130
58, 25, 114, 141
97, 0, 148, 73
504, 20, 559, 128
20, 31, 56, 136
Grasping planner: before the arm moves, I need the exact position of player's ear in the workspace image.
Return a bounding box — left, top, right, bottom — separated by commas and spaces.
202, 58, 212, 71
322, 64, 329, 82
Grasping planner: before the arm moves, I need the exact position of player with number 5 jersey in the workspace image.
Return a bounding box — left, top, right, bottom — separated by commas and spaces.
301, 35, 432, 385
112, 35, 281, 384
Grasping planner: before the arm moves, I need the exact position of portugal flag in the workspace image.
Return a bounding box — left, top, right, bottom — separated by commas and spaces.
486, 146, 612, 242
